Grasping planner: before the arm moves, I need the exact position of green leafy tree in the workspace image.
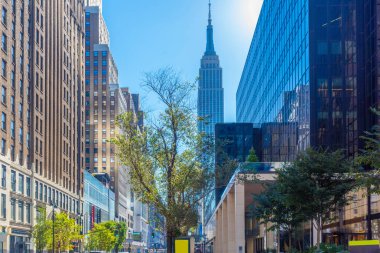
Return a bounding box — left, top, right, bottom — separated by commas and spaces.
86, 222, 117, 252
277, 148, 358, 249
252, 183, 305, 252
356, 108, 380, 192
113, 221, 127, 253
46, 212, 82, 252
246, 148, 259, 162
32, 208, 50, 253
111, 68, 212, 253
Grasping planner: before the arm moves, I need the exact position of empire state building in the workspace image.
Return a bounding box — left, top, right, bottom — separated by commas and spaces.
197, 1, 224, 136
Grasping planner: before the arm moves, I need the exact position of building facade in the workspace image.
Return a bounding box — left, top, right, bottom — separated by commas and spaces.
132, 200, 149, 252
0, 0, 86, 252
197, 1, 224, 239
148, 206, 166, 251
205, 164, 281, 253
214, 123, 255, 206
237, 0, 379, 155
84, 3, 146, 250
197, 1, 224, 136
236, 0, 380, 246
83, 170, 115, 234
84, 5, 117, 177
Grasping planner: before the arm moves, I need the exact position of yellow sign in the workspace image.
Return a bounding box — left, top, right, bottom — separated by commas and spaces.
349, 240, 380, 246
175, 239, 190, 253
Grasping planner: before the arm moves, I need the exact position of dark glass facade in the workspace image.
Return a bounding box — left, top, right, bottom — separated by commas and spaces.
236, 0, 380, 243
237, 0, 379, 155
309, 0, 362, 155
214, 123, 255, 204
237, 0, 311, 153
214, 122, 297, 205
261, 122, 298, 162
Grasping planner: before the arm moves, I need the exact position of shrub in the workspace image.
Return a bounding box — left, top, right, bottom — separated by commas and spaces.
304, 244, 348, 253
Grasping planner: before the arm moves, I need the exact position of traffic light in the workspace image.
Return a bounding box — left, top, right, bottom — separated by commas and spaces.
151, 231, 155, 239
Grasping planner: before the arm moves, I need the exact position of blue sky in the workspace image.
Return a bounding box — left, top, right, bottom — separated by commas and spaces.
102, 0, 263, 122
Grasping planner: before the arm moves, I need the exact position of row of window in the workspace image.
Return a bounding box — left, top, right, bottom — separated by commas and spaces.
85, 78, 108, 86
1, 111, 28, 145
0, 5, 23, 28
34, 180, 79, 213
0, 164, 79, 214
0, 138, 25, 163
85, 51, 108, 57
85, 60, 107, 67
85, 69, 108, 76
86, 128, 112, 135
85, 157, 115, 163
85, 119, 115, 125
0, 166, 31, 197
8, 197, 31, 224
1, 86, 27, 120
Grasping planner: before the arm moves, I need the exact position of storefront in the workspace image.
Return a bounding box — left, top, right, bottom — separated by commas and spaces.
9, 229, 31, 253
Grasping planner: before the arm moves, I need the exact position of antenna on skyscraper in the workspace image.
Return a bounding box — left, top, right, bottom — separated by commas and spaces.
208, 0, 212, 25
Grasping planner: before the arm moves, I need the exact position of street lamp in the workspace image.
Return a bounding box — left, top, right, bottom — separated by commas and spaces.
50, 200, 57, 253
76, 213, 84, 253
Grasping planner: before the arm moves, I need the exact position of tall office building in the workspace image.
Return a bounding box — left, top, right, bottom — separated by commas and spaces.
84, 4, 117, 178
237, 0, 379, 156
84, 3, 145, 247
121, 87, 144, 130
197, 1, 224, 235
0, 0, 85, 251
236, 0, 379, 242
197, 1, 224, 136
84, 3, 126, 225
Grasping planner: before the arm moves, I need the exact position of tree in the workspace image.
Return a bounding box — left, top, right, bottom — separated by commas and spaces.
356, 108, 380, 192
113, 221, 127, 253
252, 183, 305, 252
32, 208, 50, 253
86, 222, 117, 252
277, 148, 358, 249
46, 212, 82, 252
112, 68, 211, 253
246, 148, 259, 162
86, 221, 127, 252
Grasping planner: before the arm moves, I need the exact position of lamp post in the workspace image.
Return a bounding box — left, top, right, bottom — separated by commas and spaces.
50, 201, 57, 253
76, 213, 84, 253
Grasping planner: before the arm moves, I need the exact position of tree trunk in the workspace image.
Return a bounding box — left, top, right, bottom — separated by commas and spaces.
288, 230, 292, 252
167, 233, 174, 253
316, 219, 322, 250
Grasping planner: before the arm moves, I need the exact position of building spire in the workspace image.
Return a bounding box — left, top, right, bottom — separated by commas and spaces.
208, 0, 212, 25
205, 0, 216, 55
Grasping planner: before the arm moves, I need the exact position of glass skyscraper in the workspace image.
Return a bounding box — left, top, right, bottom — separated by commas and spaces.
236, 0, 380, 243
237, 0, 379, 157
197, 1, 224, 136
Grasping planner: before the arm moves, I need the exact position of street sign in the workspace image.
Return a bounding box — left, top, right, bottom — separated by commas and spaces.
132, 232, 142, 242
174, 238, 190, 253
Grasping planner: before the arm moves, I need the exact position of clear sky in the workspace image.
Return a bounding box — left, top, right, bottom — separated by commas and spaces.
102, 0, 263, 122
